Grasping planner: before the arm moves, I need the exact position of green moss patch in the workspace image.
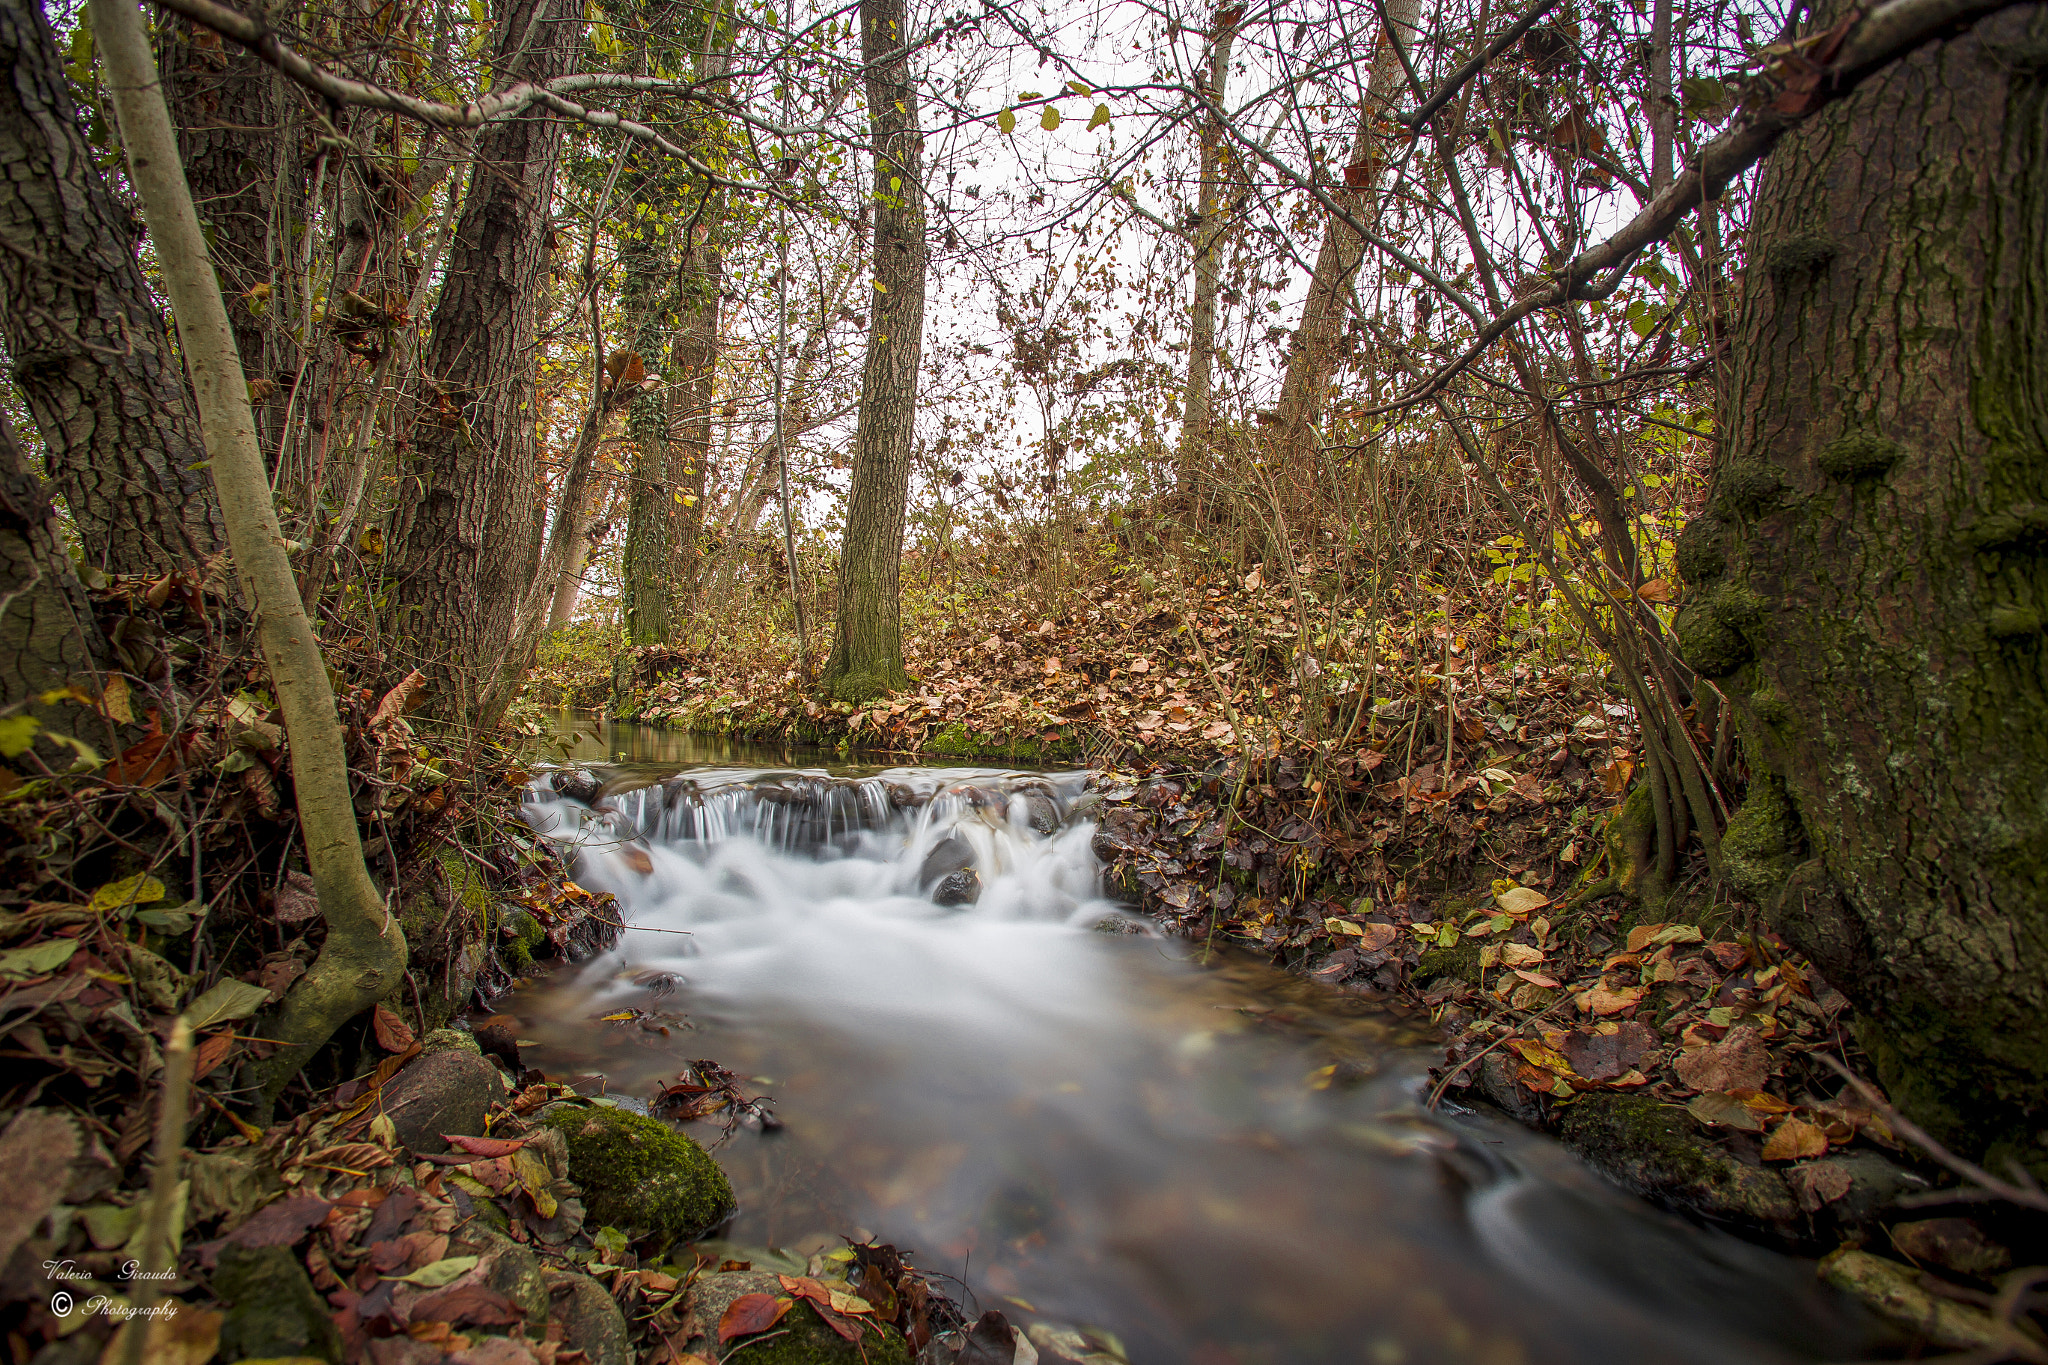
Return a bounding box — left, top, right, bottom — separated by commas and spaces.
542, 1103, 735, 1242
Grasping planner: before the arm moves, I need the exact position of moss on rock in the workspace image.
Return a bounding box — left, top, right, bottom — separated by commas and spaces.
542, 1103, 735, 1242
677, 1270, 911, 1365
1560, 1092, 1799, 1233
1414, 938, 1484, 985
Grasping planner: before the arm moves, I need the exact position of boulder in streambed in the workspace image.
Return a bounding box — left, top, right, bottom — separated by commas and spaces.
1559, 1092, 1799, 1237
544, 1266, 632, 1365
932, 868, 982, 907
675, 1269, 911, 1365
378, 1039, 504, 1154
212, 1242, 344, 1364
919, 832, 975, 887
540, 1102, 735, 1242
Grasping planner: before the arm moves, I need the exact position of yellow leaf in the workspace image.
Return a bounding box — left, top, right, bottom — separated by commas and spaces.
1581, 981, 1647, 1016
1499, 942, 1546, 967
91, 873, 167, 914
1065, 79, 1092, 95
997, 107, 1017, 134
1761, 1116, 1829, 1161
1040, 105, 1062, 131
1494, 885, 1550, 916
100, 675, 133, 725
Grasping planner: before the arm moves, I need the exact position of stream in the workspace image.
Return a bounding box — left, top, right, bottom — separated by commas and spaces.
502, 718, 1883, 1365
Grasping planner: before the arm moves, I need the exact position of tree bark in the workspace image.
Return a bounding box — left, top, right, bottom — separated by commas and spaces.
670, 220, 722, 607
1271, 0, 1418, 473
821, 0, 926, 702
383, 0, 579, 726
1174, 6, 1237, 497
0, 0, 223, 575
620, 226, 675, 646
1677, 1, 2048, 1152
89, 0, 400, 1108
0, 409, 108, 767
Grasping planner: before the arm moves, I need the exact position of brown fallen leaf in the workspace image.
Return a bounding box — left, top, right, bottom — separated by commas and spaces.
620, 846, 654, 874
1761, 1116, 1829, 1161
373, 1002, 416, 1053
1688, 1091, 1766, 1132
1581, 981, 1647, 1016
719, 1292, 792, 1343
442, 1133, 526, 1158
1673, 1023, 1770, 1093
1786, 1161, 1855, 1213
1561, 1021, 1655, 1084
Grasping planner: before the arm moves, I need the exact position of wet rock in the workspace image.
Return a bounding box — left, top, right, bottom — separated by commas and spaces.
541, 1103, 735, 1241
420, 1026, 480, 1057
1820, 1248, 2034, 1353
1798, 1150, 1932, 1226
1026, 1321, 1131, 1365
1475, 1052, 1548, 1129
1559, 1092, 1799, 1235
448, 1221, 549, 1321
886, 781, 930, 809
543, 1267, 631, 1365
378, 1046, 504, 1153
677, 1269, 911, 1364
550, 769, 602, 804
1891, 1218, 2012, 1277
1063, 791, 1103, 826
933, 869, 982, 907
1019, 791, 1060, 836
919, 833, 975, 887
1091, 914, 1146, 935
212, 1243, 344, 1364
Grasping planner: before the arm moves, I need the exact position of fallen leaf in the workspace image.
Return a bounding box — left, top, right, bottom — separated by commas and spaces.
1561, 1021, 1656, 1083
1688, 1091, 1767, 1132
1494, 886, 1550, 916
0, 1110, 78, 1267
1786, 1161, 1854, 1213
1499, 942, 1546, 968
1582, 981, 1647, 1016
200, 1192, 333, 1265
1761, 1117, 1830, 1161
410, 1282, 527, 1327
386, 1255, 480, 1287
100, 1305, 221, 1365
273, 869, 320, 924
192, 1031, 236, 1081
90, 873, 166, 914
1626, 922, 1705, 952
183, 978, 273, 1029
1673, 1024, 1770, 1093
373, 1002, 416, 1053
719, 1293, 792, 1343
442, 1134, 526, 1158
1512, 969, 1563, 988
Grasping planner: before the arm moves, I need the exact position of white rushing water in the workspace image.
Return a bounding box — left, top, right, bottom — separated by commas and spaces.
509, 761, 1885, 1365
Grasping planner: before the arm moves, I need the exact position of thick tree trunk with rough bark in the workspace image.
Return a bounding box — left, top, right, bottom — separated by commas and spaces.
1271, 0, 1418, 476
1174, 8, 1236, 497
0, 0, 223, 575
671, 225, 722, 607
384, 0, 578, 726
1677, 3, 2048, 1154
821, 0, 926, 702
162, 14, 294, 462
0, 410, 107, 766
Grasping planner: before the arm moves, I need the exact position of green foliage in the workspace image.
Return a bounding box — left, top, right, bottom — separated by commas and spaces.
542, 1103, 736, 1242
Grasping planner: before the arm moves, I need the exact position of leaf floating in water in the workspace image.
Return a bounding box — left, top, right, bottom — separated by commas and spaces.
620, 845, 654, 874
634, 968, 681, 998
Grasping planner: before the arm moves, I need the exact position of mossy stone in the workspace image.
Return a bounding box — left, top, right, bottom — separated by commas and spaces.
1414, 939, 1483, 985
1817, 432, 1903, 480
212, 1243, 344, 1364
1559, 1092, 1799, 1232
1720, 773, 1802, 905
677, 1270, 911, 1365
542, 1103, 735, 1242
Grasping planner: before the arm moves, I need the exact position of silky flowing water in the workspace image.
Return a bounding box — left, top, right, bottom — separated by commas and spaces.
502, 720, 1882, 1365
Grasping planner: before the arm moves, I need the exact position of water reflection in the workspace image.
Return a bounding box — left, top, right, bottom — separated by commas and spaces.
501, 752, 1884, 1365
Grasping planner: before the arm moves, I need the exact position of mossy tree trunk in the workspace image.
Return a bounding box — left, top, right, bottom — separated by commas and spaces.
820, 0, 925, 703
1173, 5, 1236, 500
1676, 3, 2048, 1155
620, 224, 675, 647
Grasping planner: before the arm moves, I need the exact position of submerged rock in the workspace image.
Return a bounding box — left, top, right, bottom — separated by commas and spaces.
212, 1243, 344, 1364
1019, 789, 1060, 836
677, 1270, 911, 1364
550, 768, 602, 804
541, 1102, 735, 1241
1821, 1248, 2035, 1353
932, 868, 981, 907
918, 833, 975, 887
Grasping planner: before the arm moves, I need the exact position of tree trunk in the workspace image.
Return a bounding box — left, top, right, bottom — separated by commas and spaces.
383, 0, 579, 726
0, 409, 108, 767
1271, 0, 1418, 474
620, 228, 675, 646
670, 222, 723, 608
1677, 2, 2048, 1153
90, 0, 400, 1109
0, 0, 223, 575
161, 12, 295, 466
821, 0, 926, 702
1174, 6, 1237, 497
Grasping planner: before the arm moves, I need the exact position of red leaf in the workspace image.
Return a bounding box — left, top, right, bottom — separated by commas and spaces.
192, 1030, 235, 1081
409, 1282, 527, 1327
440, 1133, 525, 1158
372, 1003, 416, 1053
719, 1293, 791, 1343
